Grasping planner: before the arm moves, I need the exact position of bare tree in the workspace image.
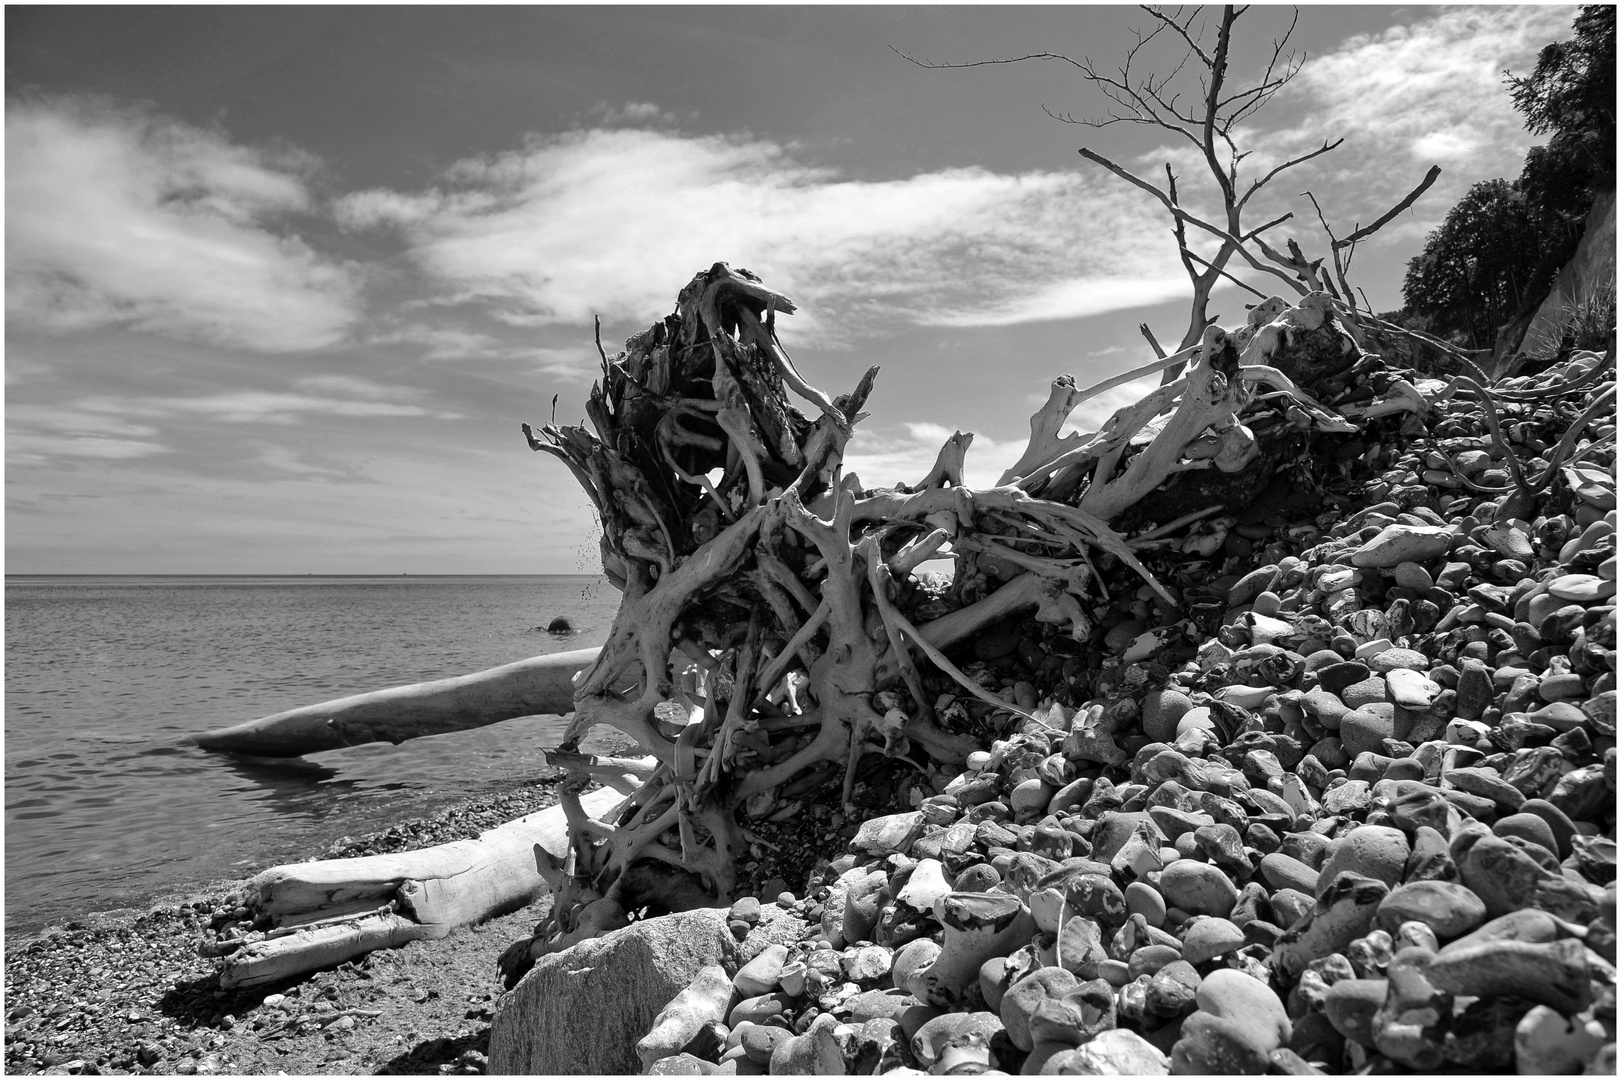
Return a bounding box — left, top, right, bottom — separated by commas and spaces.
896, 5, 1444, 379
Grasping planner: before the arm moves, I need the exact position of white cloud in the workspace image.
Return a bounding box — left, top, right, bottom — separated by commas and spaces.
1263, 6, 1574, 235
1293, 7, 1574, 159
18, 386, 456, 435
844, 424, 1012, 490
1064, 375, 1167, 435
368, 323, 506, 361
1125, 7, 1575, 257
7, 403, 170, 466
138, 391, 448, 425
6, 97, 361, 351
8, 433, 168, 465
335, 126, 1190, 337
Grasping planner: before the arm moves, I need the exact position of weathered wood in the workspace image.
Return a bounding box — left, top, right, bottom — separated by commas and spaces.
216, 784, 628, 987
219, 913, 433, 989
247, 785, 625, 920
191, 647, 602, 757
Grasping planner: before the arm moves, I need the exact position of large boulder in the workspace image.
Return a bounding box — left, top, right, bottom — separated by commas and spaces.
489, 907, 736, 1075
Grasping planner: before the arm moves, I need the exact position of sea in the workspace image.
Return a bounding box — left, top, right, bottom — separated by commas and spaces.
3, 574, 623, 936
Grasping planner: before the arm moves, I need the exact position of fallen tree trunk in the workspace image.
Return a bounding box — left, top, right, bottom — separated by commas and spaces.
216, 783, 628, 987
191, 647, 603, 757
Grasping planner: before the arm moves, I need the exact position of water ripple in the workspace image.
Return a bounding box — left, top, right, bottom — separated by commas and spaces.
5, 574, 617, 934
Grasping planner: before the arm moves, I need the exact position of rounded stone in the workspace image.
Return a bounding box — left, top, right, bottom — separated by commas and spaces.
1368, 647, 1429, 673
1124, 881, 1167, 928
739, 1024, 792, 1066
1338, 709, 1395, 758
1374, 881, 1487, 940
1171, 1012, 1271, 1073
1179, 916, 1245, 965
1143, 689, 1194, 743
1195, 968, 1291, 1049
1339, 677, 1389, 710
1351, 524, 1453, 569
728, 896, 763, 926
1492, 813, 1559, 857
1518, 799, 1577, 858
891, 938, 941, 1000
1156, 860, 1238, 918
1317, 825, 1409, 895
1323, 978, 1389, 1047
1259, 853, 1320, 895
978, 957, 1009, 1014
912, 1011, 1005, 1069
1392, 562, 1434, 591
1270, 889, 1315, 930
1000, 967, 1078, 1051
735, 944, 790, 996
1127, 944, 1184, 980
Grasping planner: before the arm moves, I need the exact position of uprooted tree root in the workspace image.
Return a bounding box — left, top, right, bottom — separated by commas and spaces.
506, 262, 1431, 979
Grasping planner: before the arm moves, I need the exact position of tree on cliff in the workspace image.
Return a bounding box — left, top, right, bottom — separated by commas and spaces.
897, 6, 1442, 381
1400, 180, 1544, 351
1403, 5, 1615, 353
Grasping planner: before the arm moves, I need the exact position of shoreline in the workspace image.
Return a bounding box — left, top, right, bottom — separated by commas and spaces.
3, 772, 578, 1076
3, 739, 863, 1078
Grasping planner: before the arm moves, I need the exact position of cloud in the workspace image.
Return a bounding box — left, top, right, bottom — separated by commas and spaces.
1127, 7, 1575, 254
1293, 7, 1574, 160
130, 391, 451, 425
1063, 375, 1167, 435
6, 96, 362, 351
369, 323, 506, 361
335, 126, 1191, 337
844, 423, 1012, 490
6, 403, 169, 466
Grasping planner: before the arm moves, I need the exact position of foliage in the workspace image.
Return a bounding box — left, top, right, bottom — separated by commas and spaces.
1512, 5, 1614, 243
1523, 274, 1618, 358
1404, 6, 1615, 351
1508, 5, 1615, 187
1402, 180, 1546, 350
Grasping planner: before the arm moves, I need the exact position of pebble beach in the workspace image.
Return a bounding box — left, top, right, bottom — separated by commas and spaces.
499, 346, 1617, 1076
6, 349, 1615, 1077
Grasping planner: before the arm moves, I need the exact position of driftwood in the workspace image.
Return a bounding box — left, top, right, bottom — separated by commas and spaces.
514, 262, 1428, 964
191, 648, 601, 757
215, 784, 627, 987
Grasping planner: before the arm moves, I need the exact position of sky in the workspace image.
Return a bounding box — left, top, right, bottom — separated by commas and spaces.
5, 5, 1580, 573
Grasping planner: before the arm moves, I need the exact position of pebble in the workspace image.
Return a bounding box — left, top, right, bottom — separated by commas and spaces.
1178, 916, 1244, 965
1154, 860, 1238, 917
1373, 881, 1487, 939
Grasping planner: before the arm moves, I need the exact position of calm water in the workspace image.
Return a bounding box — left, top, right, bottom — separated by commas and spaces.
4, 575, 623, 935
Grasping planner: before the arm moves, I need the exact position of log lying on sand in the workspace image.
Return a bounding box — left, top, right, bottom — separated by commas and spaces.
191, 647, 603, 757
216, 784, 627, 988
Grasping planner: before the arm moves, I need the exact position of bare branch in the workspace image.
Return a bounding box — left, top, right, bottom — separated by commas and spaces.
1140, 323, 1168, 358
1243, 210, 1294, 240
1185, 248, 1276, 300
1236, 138, 1344, 210
1338, 165, 1442, 246
888, 45, 1085, 73
1141, 5, 1215, 68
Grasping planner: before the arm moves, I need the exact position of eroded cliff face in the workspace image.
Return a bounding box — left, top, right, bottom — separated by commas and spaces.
1514, 186, 1617, 364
